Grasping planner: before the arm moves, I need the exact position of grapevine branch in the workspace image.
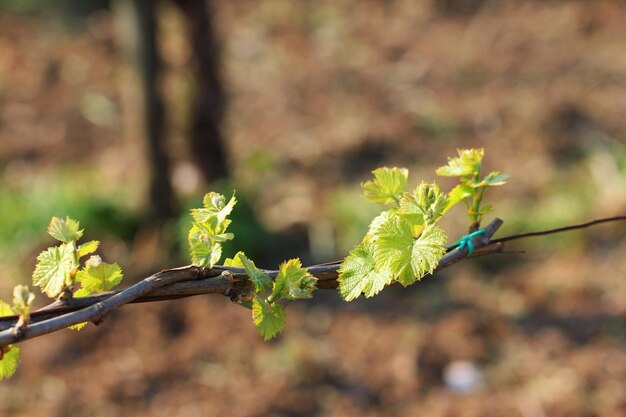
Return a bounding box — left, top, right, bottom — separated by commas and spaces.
0, 214, 624, 348
0, 219, 504, 347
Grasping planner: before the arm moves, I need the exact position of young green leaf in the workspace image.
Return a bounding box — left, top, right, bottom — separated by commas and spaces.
225, 252, 272, 293
373, 214, 416, 285
374, 215, 447, 286
365, 209, 396, 241
223, 253, 245, 267
12, 285, 35, 319
399, 182, 449, 225
0, 344, 20, 380
410, 224, 447, 280
76, 256, 124, 294
188, 225, 224, 268
47, 216, 83, 243
77, 240, 100, 259
481, 171, 509, 187
32, 243, 77, 297
436, 148, 484, 177
188, 193, 236, 268
0, 301, 20, 380
252, 297, 286, 341
362, 167, 409, 205
447, 183, 472, 208
338, 241, 392, 301
191, 192, 237, 227
271, 259, 317, 301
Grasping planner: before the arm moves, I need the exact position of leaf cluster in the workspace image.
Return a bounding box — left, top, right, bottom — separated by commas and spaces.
225, 253, 317, 340
31, 217, 123, 300
188, 192, 236, 268
186, 192, 317, 340
0, 217, 125, 377
339, 149, 507, 301
436, 148, 509, 227
339, 168, 450, 301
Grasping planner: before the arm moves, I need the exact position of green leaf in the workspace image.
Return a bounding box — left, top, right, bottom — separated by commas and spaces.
0, 301, 13, 317
0, 345, 20, 380
240, 255, 272, 294
76, 256, 124, 294
365, 209, 396, 241
271, 259, 317, 301
207, 232, 235, 243
373, 214, 415, 285
225, 252, 272, 293
71, 288, 91, 329
338, 242, 392, 301
374, 215, 447, 286
482, 171, 509, 187
187, 193, 236, 268
410, 224, 447, 281
436, 148, 484, 177
47, 216, 83, 243
191, 192, 237, 228
223, 253, 245, 267
0, 301, 20, 380
399, 182, 449, 225
32, 243, 77, 297
252, 297, 285, 341
12, 285, 35, 318
188, 224, 224, 268
77, 240, 100, 259
362, 167, 409, 205
447, 183, 473, 208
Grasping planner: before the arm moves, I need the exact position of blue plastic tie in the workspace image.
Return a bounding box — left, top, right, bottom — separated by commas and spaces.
447, 229, 486, 256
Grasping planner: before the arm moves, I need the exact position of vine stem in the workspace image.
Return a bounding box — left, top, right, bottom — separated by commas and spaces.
0, 219, 505, 347
491, 215, 626, 243
0, 214, 624, 348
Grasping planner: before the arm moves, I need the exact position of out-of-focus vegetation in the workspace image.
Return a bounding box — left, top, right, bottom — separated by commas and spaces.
0, 0, 624, 416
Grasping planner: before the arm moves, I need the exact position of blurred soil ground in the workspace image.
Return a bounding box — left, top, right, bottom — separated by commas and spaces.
0, 1, 624, 416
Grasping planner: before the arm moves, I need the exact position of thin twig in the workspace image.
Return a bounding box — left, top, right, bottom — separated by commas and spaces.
491, 215, 626, 243
0, 219, 505, 347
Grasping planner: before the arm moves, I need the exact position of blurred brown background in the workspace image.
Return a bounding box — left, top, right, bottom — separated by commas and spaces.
0, 0, 625, 416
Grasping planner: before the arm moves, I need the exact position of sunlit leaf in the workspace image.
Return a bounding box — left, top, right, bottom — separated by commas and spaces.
338, 242, 392, 301
252, 297, 285, 341
188, 192, 236, 268
77, 240, 100, 259
47, 216, 83, 243
188, 223, 230, 268
226, 252, 272, 293
447, 183, 472, 209
399, 182, 449, 225
436, 148, 484, 177
76, 256, 124, 294
374, 215, 446, 286
191, 192, 237, 228
12, 285, 34, 319
410, 224, 447, 281
374, 214, 415, 285
365, 209, 396, 241
32, 243, 77, 297
482, 171, 509, 187
0, 302, 20, 380
272, 259, 317, 301
362, 167, 409, 205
